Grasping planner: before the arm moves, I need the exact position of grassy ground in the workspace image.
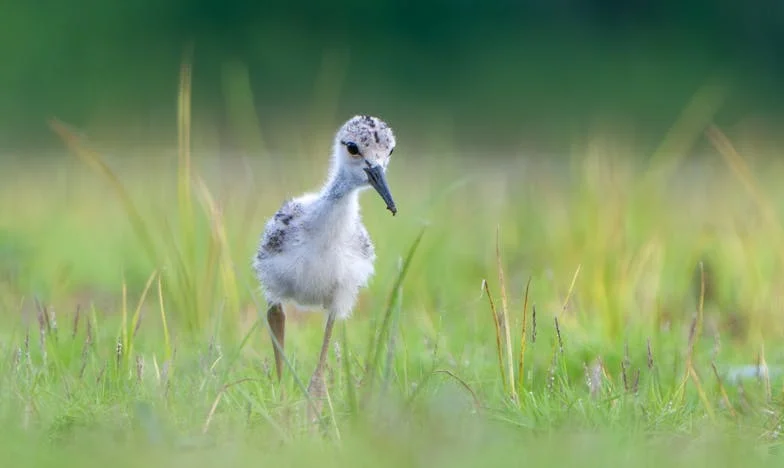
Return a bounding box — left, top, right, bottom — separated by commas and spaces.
3, 92, 784, 465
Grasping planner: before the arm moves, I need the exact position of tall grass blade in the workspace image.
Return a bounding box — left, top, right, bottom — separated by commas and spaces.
127, 270, 159, 360
381, 283, 403, 393
157, 274, 172, 363
706, 124, 784, 263
711, 362, 737, 418
516, 276, 532, 395
341, 323, 358, 417
562, 264, 581, 316
495, 226, 516, 401
121, 277, 128, 370
177, 46, 194, 253
48, 119, 160, 267
175, 48, 202, 333
366, 227, 426, 389
195, 176, 241, 330
759, 343, 772, 402
644, 81, 727, 185
483, 279, 507, 394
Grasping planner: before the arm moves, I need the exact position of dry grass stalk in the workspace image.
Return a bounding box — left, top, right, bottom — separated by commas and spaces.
202, 378, 260, 435
495, 227, 517, 401
554, 317, 564, 355
71, 305, 81, 339
677, 262, 715, 421
757, 344, 772, 403
707, 124, 784, 266
711, 362, 737, 418
516, 276, 532, 394
561, 264, 581, 317
482, 279, 507, 394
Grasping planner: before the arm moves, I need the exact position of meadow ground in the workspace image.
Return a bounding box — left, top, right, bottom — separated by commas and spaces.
1, 111, 784, 467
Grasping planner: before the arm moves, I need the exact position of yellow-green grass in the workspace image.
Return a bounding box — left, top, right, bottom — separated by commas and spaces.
2, 72, 784, 463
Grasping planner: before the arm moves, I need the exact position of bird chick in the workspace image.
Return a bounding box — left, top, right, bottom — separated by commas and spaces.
253, 115, 397, 418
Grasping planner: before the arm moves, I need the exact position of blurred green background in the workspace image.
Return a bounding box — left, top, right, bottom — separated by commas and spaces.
3, 4, 784, 463
4, 0, 784, 154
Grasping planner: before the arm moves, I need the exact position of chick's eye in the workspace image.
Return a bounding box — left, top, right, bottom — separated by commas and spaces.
345, 142, 360, 156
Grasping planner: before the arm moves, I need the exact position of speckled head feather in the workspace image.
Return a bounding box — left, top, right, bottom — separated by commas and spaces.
335, 115, 396, 166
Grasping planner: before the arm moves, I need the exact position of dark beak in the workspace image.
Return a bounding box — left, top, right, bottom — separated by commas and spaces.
364, 163, 397, 215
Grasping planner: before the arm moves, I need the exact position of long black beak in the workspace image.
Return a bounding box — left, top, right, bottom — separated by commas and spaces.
364, 163, 397, 215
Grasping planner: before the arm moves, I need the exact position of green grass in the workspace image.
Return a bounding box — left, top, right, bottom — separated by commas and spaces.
3, 76, 784, 465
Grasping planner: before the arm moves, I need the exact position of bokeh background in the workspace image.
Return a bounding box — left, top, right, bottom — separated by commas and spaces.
3, 0, 784, 341
2, 4, 784, 460
4, 0, 784, 155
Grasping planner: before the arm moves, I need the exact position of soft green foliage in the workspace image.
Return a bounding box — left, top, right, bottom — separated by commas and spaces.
3, 88, 784, 464
7, 3, 784, 153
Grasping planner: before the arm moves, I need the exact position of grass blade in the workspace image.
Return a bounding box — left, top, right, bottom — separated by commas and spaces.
483, 279, 507, 394
496, 226, 516, 401
157, 274, 172, 363
517, 276, 532, 395
48, 119, 160, 267
194, 176, 241, 328
366, 227, 426, 389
